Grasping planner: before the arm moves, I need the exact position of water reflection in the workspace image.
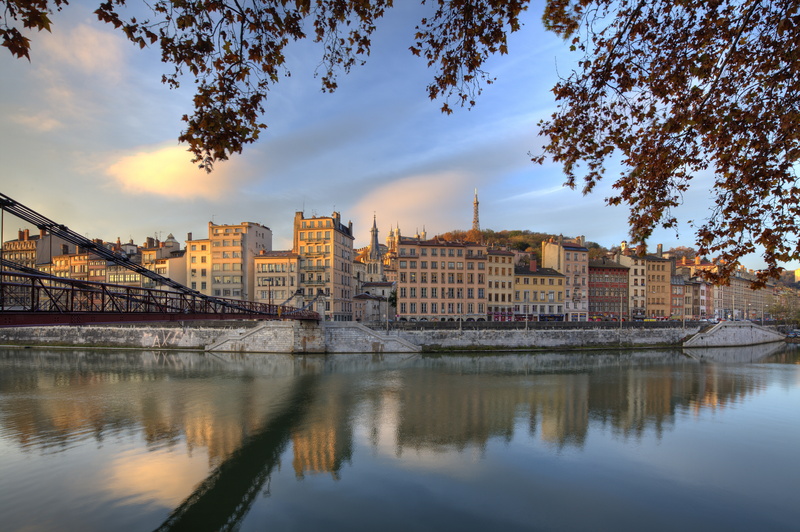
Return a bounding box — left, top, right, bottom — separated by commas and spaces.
0, 345, 798, 531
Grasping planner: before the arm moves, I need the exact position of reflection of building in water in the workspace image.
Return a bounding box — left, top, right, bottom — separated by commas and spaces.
533, 375, 589, 447
691, 363, 768, 415
0, 351, 299, 467
588, 367, 679, 438
395, 373, 535, 452
291, 376, 353, 479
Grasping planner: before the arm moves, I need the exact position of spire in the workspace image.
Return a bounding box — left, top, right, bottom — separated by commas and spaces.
472, 188, 480, 232
369, 214, 381, 260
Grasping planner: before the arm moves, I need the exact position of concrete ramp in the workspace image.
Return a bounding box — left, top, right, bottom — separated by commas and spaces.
324, 322, 421, 353
683, 321, 784, 348
683, 342, 786, 363
205, 321, 421, 353
205, 321, 325, 353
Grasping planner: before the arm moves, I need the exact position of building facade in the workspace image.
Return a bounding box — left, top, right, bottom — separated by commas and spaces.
253, 251, 300, 307
486, 249, 515, 320
541, 237, 589, 321
293, 211, 354, 321
513, 263, 566, 320
395, 239, 488, 321
588, 258, 629, 320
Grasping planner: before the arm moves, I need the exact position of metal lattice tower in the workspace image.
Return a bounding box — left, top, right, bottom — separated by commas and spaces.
472, 188, 480, 232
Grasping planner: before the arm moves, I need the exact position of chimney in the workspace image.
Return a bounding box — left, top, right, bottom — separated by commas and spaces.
23, 229, 29, 240
187, 232, 193, 241
657, 244, 663, 257
695, 256, 701, 265
529, 259, 537, 272
18, 229, 24, 240
40, 228, 46, 238
61, 244, 69, 255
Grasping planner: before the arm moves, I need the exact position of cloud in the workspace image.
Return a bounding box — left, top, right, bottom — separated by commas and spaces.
10, 111, 63, 132
39, 24, 126, 82
499, 185, 567, 202
351, 171, 475, 239
104, 447, 210, 507
106, 144, 243, 200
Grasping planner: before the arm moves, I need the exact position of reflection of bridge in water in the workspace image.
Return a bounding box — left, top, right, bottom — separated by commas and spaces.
0, 193, 318, 326
155, 374, 319, 532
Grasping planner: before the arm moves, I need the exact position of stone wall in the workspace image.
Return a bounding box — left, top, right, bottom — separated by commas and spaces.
323, 322, 421, 353
0, 320, 783, 353
0, 324, 221, 349
206, 321, 326, 353
683, 321, 785, 347
396, 325, 700, 351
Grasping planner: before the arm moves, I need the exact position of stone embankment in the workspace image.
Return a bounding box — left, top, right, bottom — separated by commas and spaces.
682, 320, 785, 347
0, 320, 785, 353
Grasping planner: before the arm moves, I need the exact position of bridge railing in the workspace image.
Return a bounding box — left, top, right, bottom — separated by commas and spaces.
0, 271, 319, 321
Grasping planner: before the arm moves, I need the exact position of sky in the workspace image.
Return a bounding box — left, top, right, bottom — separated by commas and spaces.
0, 1, 792, 271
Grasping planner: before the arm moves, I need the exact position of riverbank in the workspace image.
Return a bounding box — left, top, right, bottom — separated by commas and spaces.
0, 320, 786, 353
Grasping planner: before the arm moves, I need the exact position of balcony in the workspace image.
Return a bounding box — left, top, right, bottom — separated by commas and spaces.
303, 237, 331, 245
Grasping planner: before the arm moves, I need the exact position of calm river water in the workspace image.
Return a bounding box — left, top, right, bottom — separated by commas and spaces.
1, 344, 799, 532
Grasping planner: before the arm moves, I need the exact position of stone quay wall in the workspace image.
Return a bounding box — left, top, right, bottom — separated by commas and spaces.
683, 321, 785, 347
396, 325, 699, 351
0, 320, 786, 353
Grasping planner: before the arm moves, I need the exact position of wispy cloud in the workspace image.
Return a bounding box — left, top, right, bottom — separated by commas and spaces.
10, 111, 63, 132
105, 144, 243, 200
351, 171, 476, 238
499, 185, 568, 202
39, 24, 126, 82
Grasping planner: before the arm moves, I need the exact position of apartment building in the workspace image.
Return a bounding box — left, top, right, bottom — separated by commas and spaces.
186, 222, 272, 300
253, 250, 300, 306
588, 258, 629, 320
293, 211, 354, 321
541, 236, 589, 321
615, 248, 647, 320
486, 249, 515, 320
2, 228, 73, 271
395, 238, 488, 321
513, 263, 566, 320
210, 222, 271, 300
670, 276, 692, 320
185, 234, 211, 295
644, 251, 672, 318
141, 234, 183, 290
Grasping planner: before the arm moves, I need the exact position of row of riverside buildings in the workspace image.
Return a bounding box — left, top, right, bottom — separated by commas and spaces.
3, 198, 799, 323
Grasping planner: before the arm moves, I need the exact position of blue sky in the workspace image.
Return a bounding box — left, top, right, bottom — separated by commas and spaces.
0, 1, 791, 271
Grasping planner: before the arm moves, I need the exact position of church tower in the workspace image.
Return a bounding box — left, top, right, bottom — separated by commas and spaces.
365, 215, 385, 282
472, 188, 480, 232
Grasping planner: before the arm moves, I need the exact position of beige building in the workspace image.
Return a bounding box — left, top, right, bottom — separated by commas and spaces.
616, 244, 647, 320
541, 236, 589, 321
253, 251, 300, 306
293, 211, 355, 321
141, 234, 183, 289
644, 251, 672, 318
2, 228, 73, 272
513, 263, 566, 320
185, 235, 211, 295
486, 249, 515, 320
210, 222, 272, 300
678, 258, 772, 320
186, 222, 272, 300
395, 238, 488, 321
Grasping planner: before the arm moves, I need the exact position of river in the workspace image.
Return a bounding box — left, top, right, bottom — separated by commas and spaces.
1, 344, 798, 531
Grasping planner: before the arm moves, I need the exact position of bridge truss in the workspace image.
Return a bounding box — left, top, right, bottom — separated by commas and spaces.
0, 193, 319, 325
